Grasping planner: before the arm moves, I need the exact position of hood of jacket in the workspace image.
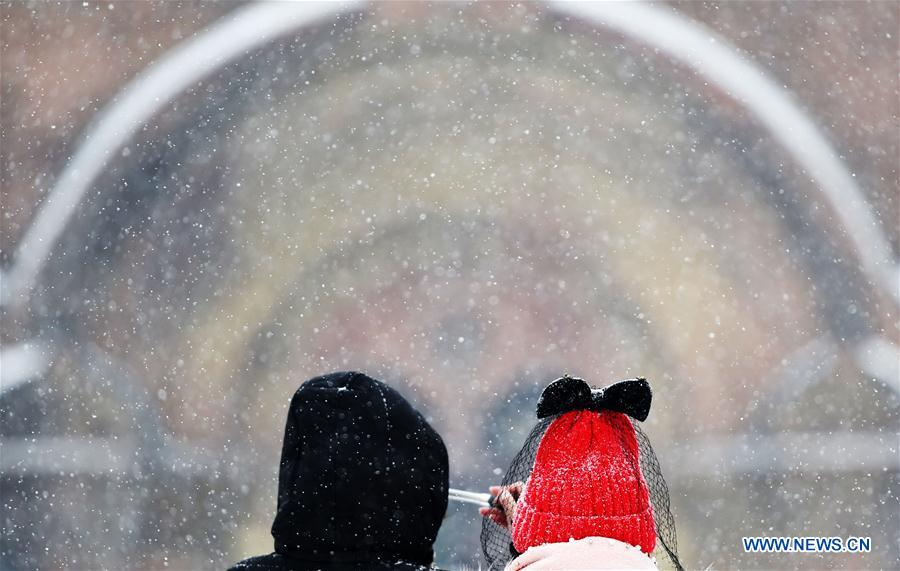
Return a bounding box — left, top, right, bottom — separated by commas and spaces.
271, 371, 449, 566
504, 537, 658, 571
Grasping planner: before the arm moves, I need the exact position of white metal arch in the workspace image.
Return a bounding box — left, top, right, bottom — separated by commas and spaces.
0, 1, 364, 308
1, 1, 897, 399
555, 2, 898, 304
2, 1, 896, 309
3, 1, 896, 308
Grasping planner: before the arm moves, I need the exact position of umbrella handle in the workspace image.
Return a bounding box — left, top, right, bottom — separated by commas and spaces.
448, 487, 495, 508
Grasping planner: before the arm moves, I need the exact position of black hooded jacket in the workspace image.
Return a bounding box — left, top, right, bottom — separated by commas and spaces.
228, 371, 449, 571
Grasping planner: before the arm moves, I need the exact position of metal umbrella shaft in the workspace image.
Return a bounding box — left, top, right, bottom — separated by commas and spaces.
448, 487, 493, 508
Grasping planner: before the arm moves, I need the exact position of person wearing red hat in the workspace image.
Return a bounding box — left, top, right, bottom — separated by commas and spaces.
480, 376, 682, 571
510, 406, 657, 555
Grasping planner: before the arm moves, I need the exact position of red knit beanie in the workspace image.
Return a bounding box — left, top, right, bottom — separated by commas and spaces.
510, 409, 656, 555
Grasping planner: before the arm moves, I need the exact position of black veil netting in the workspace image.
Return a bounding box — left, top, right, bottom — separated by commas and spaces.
480, 412, 683, 571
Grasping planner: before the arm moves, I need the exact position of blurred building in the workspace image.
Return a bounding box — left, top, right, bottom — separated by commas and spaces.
2, 2, 898, 570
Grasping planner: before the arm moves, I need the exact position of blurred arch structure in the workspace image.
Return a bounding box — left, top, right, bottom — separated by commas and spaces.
1, 2, 897, 569
2, 0, 897, 388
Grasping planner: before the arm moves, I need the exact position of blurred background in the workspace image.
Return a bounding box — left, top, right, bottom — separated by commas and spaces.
1, 1, 898, 569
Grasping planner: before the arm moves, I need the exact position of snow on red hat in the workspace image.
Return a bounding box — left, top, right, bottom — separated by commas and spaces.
510, 376, 656, 555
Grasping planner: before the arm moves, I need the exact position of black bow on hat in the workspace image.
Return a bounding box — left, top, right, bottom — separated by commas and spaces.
536, 376, 652, 421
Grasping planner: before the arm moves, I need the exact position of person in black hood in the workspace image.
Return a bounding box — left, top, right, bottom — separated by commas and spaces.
228, 371, 450, 571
